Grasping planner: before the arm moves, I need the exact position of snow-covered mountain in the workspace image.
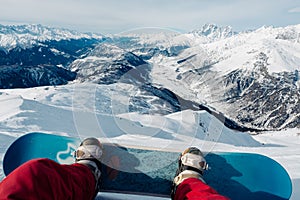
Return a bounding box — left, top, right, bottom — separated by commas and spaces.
0, 24, 300, 199
189, 23, 237, 42
0, 83, 299, 200
0, 24, 104, 89
1, 23, 300, 130
0, 24, 103, 51
71, 43, 149, 84
147, 24, 300, 130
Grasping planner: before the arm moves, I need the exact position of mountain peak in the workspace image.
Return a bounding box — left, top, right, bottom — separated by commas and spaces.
190, 23, 236, 41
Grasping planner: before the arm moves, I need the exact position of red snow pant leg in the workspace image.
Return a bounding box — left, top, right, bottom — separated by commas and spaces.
0, 158, 96, 200
174, 178, 230, 200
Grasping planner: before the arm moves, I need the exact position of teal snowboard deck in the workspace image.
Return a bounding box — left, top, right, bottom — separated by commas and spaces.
3, 132, 292, 200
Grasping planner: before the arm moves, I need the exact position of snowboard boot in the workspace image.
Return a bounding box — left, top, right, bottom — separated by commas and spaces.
74, 137, 103, 195
171, 147, 208, 200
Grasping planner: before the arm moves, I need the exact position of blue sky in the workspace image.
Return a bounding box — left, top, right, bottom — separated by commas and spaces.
0, 0, 299, 34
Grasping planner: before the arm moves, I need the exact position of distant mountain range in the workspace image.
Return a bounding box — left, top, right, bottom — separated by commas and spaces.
0, 24, 104, 88
0, 24, 103, 51
0, 23, 299, 130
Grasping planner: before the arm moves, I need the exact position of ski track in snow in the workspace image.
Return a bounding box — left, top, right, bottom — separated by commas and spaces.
0, 84, 299, 199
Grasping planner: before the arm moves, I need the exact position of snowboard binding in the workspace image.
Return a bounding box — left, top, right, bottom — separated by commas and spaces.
171, 147, 208, 199
74, 137, 103, 195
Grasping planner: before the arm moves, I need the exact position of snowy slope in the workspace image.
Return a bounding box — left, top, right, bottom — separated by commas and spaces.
203, 25, 300, 73
147, 24, 300, 130
146, 24, 300, 74
0, 84, 299, 199
149, 24, 300, 91
1, 23, 299, 129
0, 24, 300, 199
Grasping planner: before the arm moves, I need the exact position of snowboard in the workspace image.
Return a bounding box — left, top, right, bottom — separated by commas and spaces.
3, 132, 292, 200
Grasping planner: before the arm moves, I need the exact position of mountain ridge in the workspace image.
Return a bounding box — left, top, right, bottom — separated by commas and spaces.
0, 24, 103, 51
0, 23, 299, 130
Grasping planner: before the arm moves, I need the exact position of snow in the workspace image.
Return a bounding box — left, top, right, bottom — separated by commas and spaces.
0, 83, 299, 199
176, 24, 300, 74
1, 23, 300, 198
146, 25, 300, 110
0, 93, 23, 121
0, 24, 103, 51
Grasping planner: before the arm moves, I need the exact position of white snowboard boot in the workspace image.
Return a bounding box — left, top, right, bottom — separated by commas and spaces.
171, 147, 208, 199
74, 137, 103, 194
